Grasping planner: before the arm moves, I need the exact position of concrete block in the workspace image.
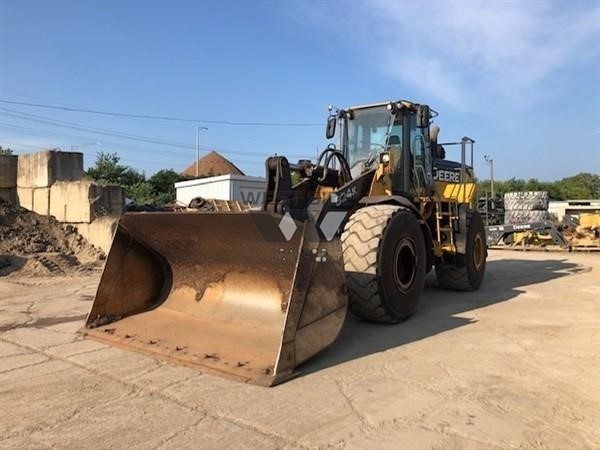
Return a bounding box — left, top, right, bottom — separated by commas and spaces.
16, 187, 50, 214
2, 327, 77, 351
17, 151, 83, 188
154, 416, 288, 449
16, 186, 34, 210
0, 353, 49, 374
0, 341, 27, 358
0, 154, 18, 188
68, 347, 161, 381
50, 181, 124, 223
33, 187, 50, 215
0, 187, 17, 203
71, 216, 118, 253
7, 391, 198, 450
92, 184, 125, 217
45, 340, 106, 358
49, 181, 91, 222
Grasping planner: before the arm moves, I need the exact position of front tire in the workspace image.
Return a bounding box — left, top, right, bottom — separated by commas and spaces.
341, 205, 427, 323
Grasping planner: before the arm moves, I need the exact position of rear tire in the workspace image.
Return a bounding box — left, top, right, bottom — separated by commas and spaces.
436, 210, 487, 291
341, 205, 427, 323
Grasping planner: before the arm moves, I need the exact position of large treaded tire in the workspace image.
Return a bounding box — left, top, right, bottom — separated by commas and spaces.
436, 210, 487, 291
341, 205, 426, 323
503, 191, 549, 211
504, 210, 549, 224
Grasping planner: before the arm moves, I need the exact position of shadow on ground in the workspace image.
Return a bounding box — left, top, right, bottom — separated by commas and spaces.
0, 255, 26, 277
299, 257, 590, 375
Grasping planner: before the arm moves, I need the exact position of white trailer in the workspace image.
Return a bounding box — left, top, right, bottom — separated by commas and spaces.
175, 174, 265, 206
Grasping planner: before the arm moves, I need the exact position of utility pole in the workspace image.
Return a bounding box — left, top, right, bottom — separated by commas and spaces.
484, 155, 494, 198
195, 126, 208, 177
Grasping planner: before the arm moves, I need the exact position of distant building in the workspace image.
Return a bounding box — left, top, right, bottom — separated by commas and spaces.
548, 199, 600, 221
177, 150, 264, 205
182, 150, 245, 178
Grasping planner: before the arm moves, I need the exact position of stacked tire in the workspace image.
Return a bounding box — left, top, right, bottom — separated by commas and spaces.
503, 191, 549, 224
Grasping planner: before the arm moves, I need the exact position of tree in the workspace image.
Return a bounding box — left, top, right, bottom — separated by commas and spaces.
149, 169, 186, 203
127, 181, 155, 205
86, 153, 190, 205
0, 146, 13, 155
86, 151, 148, 188
85, 152, 128, 184
477, 172, 600, 201
556, 173, 600, 199
120, 168, 146, 186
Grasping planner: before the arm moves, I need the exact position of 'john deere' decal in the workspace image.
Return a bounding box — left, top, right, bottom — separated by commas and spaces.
433, 168, 461, 183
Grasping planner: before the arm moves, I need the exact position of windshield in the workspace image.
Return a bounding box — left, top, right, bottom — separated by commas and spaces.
345, 106, 395, 168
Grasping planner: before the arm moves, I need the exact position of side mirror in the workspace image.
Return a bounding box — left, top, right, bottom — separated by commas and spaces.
326, 115, 337, 139
416, 105, 430, 128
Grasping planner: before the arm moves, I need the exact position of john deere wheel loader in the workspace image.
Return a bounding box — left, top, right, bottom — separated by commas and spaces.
83, 99, 487, 386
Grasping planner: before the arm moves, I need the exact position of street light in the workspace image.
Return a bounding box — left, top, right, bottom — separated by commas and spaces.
484, 154, 494, 199
195, 126, 208, 177
71, 141, 101, 151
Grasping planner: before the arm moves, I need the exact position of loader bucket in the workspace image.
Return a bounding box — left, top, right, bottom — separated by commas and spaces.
82, 211, 347, 386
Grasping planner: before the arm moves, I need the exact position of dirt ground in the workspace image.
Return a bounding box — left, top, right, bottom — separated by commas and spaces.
0, 199, 104, 278
1, 249, 599, 449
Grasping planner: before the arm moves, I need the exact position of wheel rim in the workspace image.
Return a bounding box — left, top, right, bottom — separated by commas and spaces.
473, 233, 485, 271
393, 238, 418, 293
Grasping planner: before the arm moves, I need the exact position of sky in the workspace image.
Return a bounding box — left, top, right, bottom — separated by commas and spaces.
0, 0, 599, 181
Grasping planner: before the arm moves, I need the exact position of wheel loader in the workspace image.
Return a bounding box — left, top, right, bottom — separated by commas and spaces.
82, 99, 487, 386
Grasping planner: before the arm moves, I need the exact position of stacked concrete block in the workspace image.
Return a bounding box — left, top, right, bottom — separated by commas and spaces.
90, 183, 125, 219
5, 149, 125, 253
0, 154, 18, 203
50, 181, 125, 223
75, 216, 120, 254
17, 150, 83, 187
50, 180, 125, 252
34, 187, 51, 215
48, 180, 124, 253
17, 150, 84, 216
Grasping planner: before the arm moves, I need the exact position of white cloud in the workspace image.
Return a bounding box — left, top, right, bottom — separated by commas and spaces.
302, 1, 600, 109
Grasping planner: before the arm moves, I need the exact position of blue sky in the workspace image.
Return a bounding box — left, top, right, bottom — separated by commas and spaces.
0, 0, 599, 181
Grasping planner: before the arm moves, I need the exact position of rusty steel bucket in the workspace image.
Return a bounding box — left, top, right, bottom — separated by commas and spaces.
82, 211, 347, 386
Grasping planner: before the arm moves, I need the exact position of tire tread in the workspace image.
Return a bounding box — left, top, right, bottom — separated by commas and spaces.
341, 205, 402, 323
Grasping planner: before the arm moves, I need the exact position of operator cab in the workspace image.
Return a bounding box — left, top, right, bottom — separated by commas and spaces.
327, 101, 435, 198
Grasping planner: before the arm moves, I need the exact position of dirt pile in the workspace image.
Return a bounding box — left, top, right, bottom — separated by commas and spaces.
0, 199, 105, 276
